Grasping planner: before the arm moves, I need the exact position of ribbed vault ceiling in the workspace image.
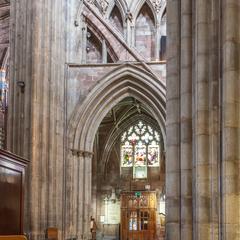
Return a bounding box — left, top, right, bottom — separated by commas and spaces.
100, 97, 158, 128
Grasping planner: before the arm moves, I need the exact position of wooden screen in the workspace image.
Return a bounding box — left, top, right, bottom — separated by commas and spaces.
121, 191, 156, 240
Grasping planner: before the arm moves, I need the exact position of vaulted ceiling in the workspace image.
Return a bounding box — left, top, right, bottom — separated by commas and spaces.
100, 97, 156, 128
0, 0, 10, 70
99, 97, 162, 149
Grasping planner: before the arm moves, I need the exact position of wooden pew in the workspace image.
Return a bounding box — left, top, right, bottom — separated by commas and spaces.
0, 236, 27, 240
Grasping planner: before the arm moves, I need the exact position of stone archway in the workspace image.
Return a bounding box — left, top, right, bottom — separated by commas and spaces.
65, 63, 166, 239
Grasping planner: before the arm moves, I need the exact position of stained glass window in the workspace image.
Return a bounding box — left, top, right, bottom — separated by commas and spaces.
121, 121, 161, 179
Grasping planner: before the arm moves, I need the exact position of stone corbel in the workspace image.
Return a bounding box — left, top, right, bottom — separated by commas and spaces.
71, 149, 94, 158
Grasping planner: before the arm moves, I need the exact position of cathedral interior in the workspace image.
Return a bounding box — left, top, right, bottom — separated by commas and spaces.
0, 0, 239, 240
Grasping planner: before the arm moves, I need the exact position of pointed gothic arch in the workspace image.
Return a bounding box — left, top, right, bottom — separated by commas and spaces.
107, 0, 127, 20
109, 4, 124, 34
135, 2, 156, 60
86, 27, 102, 63
65, 63, 166, 238
84, 16, 119, 62
68, 63, 166, 153
131, 0, 157, 25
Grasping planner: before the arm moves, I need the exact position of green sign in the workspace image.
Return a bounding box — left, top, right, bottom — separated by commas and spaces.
135, 191, 141, 198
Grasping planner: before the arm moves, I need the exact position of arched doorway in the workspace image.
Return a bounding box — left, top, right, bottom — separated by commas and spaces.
65, 64, 166, 239
95, 106, 165, 240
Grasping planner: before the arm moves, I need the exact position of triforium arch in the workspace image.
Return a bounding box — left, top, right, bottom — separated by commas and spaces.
131, 0, 157, 24
108, 3, 125, 34
107, 0, 126, 21
65, 63, 166, 239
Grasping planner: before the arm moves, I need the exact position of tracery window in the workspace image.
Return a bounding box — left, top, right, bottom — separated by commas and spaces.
121, 121, 160, 179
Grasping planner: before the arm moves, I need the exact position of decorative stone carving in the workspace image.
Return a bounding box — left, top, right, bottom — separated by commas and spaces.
98, 0, 109, 15
86, 0, 95, 4
70, 148, 94, 158
152, 0, 165, 13
85, 0, 109, 15
125, 10, 133, 22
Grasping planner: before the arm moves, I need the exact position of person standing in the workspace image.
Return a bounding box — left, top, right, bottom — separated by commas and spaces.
90, 216, 97, 240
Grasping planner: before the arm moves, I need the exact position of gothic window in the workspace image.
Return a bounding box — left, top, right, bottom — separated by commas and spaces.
121, 121, 160, 179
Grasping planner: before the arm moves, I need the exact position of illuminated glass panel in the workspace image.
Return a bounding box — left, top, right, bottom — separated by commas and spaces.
121, 120, 161, 178
121, 142, 133, 167
135, 141, 146, 166
129, 211, 138, 231
148, 143, 159, 167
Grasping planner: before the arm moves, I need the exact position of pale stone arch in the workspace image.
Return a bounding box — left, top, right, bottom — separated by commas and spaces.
106, 0, 128, 20
68, 63, 166, 153
131, 0, 157, 26
107, 2, 125, 35
65, 63, 166, 238
85, 17, 119, 61
134, 1, 156, 60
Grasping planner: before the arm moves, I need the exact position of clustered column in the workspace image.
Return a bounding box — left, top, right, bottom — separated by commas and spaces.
166, 0, 240, 240
8, 0, 66, 239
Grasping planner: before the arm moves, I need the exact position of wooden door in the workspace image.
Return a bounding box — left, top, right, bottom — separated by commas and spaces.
121, 192, 156, 240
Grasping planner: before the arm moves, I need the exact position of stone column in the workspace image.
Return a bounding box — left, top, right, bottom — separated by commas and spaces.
207, 0, 221, 238
167, 0, 222, 240
7, 0, 66, 239
166, 0, 181, 239
222, 1, 240, 239
193, 0, 211, 238
81, 19, 87, 64
65, 150, 93, 240
65, 150, 79, 239
92, 139, 98, 219
102, 39, 107, 63
193, 0, 222, 239
125, 16, 132, 46
180, 0, 193, 239
155, 22, 160, 61
82, 152, 92, 240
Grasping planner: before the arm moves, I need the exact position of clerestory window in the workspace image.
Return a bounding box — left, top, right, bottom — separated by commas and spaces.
121, 121, 160, 179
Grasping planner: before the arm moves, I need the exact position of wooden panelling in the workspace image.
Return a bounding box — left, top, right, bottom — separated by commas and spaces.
0, 150, 29, 235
